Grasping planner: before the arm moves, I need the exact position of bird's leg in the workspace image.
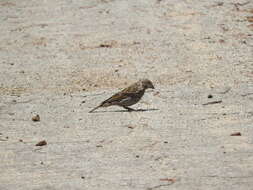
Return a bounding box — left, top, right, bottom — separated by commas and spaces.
122, 106, 135, 112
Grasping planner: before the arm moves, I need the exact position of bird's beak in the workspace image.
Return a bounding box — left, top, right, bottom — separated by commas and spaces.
151, 84, 155, 89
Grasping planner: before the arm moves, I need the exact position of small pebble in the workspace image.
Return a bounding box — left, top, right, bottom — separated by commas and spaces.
36, 140, 47, 146
127, 125, 134, 129
230, 132, 241, 136
32, 114, 40, 122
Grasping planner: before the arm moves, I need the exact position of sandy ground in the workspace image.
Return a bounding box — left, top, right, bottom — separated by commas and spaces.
0, 0, 253, 189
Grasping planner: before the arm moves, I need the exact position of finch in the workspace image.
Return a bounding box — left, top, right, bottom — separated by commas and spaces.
89, 79, 155, 113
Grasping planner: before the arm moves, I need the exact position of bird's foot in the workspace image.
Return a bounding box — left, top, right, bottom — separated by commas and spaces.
123, 106, 135, 112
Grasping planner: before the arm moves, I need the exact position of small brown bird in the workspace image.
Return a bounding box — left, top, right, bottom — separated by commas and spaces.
89, 79, 155, 113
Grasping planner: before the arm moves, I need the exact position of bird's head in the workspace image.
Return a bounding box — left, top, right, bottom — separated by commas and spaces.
141, 79, 155, 89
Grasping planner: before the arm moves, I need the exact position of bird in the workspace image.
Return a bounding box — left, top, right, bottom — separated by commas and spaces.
89, 79, 155, 113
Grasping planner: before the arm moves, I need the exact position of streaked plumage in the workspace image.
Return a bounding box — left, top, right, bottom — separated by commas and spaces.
89, 79, 154, 113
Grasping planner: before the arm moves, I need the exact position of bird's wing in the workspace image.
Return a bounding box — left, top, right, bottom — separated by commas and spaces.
121, 84, 139, 94
101, 92, 130, 105
101, 85, 141, 105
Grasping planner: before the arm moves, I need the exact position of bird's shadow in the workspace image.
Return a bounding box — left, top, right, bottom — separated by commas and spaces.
89, 108, 159, 113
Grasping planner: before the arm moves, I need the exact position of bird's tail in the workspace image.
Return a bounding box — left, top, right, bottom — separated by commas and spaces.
89, 105, 101, 113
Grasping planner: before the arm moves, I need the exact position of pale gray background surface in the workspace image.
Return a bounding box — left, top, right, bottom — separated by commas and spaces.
0, 0, 253, 189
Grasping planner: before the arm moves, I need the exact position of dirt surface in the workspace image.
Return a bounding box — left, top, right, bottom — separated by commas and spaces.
0, 0, 253, 189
